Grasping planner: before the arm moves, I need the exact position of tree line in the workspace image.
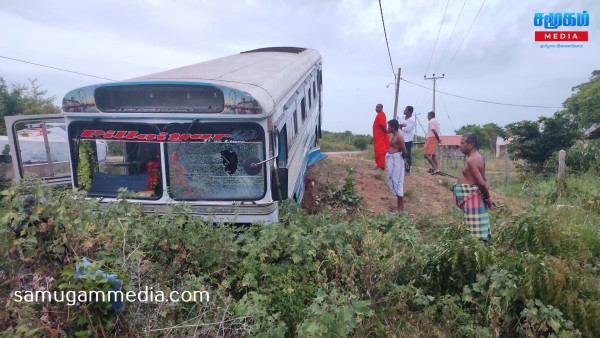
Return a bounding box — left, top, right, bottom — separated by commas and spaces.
0, 77, 60, 135
456, 70, 599, 169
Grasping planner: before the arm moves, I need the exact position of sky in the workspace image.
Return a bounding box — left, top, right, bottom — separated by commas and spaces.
0, 0, 598, 137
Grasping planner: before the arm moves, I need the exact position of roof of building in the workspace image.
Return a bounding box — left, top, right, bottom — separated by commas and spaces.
496, 136, 513, 146
439, 135, 462, 146
584, 123, 600, 139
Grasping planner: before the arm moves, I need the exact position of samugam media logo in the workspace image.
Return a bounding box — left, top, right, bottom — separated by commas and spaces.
534, 11, 589, 42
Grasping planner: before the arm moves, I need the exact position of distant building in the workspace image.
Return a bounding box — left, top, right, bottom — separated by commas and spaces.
496, 136, 513, 157
439, 135, 463, 157
584, 123, 600, 139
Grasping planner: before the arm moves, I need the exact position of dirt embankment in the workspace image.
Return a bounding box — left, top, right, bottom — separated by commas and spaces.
302, 152, 500, 220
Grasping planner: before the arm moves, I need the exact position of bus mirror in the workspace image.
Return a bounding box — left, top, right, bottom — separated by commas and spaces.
271, 167, 288, 201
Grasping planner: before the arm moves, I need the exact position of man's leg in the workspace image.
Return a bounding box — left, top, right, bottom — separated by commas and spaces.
397, 196, 404, 211
425, 154, 436, 170
432, 155, 439, 173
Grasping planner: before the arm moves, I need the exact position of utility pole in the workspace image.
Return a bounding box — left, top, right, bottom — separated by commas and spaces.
393, 68, 401, 120
423, 73, 444, 112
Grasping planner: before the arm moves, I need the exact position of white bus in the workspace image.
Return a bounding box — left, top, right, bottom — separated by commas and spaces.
6, 47, 326, 223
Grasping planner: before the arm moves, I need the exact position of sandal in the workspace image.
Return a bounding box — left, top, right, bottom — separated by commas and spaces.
427, 168, 434, 173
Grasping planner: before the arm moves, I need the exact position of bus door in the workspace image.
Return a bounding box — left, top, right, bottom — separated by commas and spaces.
4, 114, 73, 186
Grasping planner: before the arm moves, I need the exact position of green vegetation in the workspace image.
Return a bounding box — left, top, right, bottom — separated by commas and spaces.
564, 70, 600, 129
1, 166, 598, 337
0, 78, 60, 134
505, 112, 581, 168
455, 123, 505, 151
319, 131, 372, 152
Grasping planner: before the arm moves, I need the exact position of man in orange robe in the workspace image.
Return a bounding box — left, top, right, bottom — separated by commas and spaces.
372, 103, 390, 169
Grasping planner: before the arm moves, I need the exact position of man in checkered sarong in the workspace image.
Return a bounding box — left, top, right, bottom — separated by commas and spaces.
450, 133, 496, 241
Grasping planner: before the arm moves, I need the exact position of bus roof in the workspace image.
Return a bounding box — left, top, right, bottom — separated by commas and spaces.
126, 47, 322, 115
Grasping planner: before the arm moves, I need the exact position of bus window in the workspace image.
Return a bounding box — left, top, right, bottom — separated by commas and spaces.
69, 122, 162, 199
293, 110, 299, 135
278, 126, 288, 167
165, 122, 265, 200
301, 97, 307, 122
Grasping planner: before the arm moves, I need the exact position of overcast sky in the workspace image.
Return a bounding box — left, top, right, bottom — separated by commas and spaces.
1, 0, 598, 136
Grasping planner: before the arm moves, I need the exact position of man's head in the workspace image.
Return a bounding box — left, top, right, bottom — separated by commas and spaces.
387, 119, 399, 133
460, 132, 479, 154
403, 105, 414, 117
375, 104, 383, 113
427, 111, 435, 120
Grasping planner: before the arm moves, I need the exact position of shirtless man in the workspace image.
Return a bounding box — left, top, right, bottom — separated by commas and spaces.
451, 133, 496, 241
385, 119, 409, 211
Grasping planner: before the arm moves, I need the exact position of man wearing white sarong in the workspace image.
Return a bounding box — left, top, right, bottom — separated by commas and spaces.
385, 119, 409, 212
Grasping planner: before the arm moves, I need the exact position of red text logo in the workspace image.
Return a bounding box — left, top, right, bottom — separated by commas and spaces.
535, 31, 588, 41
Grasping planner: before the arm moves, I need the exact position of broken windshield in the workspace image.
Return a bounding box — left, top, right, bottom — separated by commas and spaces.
165, 122, 265, 200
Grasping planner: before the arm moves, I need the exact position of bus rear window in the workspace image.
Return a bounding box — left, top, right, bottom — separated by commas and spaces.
95, 84, 224, 113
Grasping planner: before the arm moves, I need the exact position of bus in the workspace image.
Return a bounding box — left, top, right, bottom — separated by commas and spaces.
5, 47, 326, 223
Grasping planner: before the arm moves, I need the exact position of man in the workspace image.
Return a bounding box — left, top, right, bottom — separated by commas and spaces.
386, 119, 409, 211
423, 111, 441, 174
399, 105, 416, 174
372, 103, 390, 170
450, 133, 496, 241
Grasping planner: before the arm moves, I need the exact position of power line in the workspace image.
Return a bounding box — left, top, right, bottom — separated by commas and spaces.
434, 0, 468, 73
443, 0, 487, 74
425, 0, 450, 76
438, 88, 457, 131
378, 0, 396, 79
0, 55, 117, 82
401, 77, 562, 109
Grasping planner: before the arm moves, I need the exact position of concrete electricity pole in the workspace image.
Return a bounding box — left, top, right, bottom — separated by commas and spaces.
392, 68, 401, 120
424, 73, 444, 112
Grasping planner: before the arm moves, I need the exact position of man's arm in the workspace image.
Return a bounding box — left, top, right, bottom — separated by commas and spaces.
399, 118, 415, 133
397, 134, 407, 158
432, 129, 441, 143
467, 159, 494, 208
377, 114, 388, 134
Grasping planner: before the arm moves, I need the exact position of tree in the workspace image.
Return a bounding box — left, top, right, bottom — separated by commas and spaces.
563, 70, 600, 129
0, 78, 60, 134
352, 135, 371, 150
505, 112, 581, 167
455, 123, 506, 150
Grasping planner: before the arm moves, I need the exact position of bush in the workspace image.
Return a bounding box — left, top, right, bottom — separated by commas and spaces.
546, 139, 600, 174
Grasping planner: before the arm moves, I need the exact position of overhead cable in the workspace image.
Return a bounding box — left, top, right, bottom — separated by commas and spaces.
401, 77, 562, 109
378, 0, 396, 79
0, 55, 117, 82
425, 0, 450, 76
444, 0, 487, 74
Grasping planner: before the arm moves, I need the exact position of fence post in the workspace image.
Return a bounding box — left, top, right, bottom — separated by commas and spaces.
557, 149, 566, 196
438, 145, 443, 172
504, 151, 510, 185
